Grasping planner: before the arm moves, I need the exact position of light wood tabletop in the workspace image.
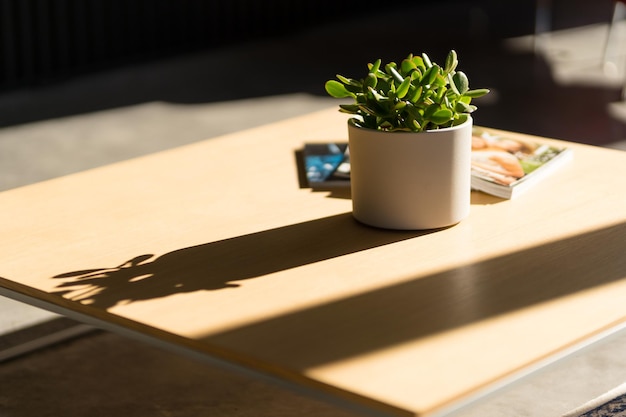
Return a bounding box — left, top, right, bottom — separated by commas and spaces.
1, 108, 626, 416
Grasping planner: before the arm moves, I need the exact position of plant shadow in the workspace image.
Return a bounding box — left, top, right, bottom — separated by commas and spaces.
51, 213, 432, 310
48, 219, 626, 373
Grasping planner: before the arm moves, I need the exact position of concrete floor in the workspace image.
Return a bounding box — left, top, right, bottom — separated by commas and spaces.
2, 4, 626, 416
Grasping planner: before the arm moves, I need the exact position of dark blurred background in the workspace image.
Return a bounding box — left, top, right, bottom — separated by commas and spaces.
0, 0, 625, 145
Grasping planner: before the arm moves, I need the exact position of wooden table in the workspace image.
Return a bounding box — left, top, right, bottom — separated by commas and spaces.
1, 108, 625, 417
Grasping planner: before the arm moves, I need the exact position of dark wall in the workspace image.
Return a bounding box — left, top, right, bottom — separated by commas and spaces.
0, 0, 537, 91
0, 0, 374, 88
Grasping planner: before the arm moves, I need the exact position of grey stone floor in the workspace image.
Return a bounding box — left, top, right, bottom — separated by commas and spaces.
1, 321, 626, 417
0, 329, 363, 417
2, 5, 626, 416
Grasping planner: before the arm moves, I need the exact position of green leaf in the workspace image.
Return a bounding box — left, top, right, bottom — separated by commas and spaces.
454, 101, 474, 113
404, 101, 419, 116
379, 120, 394, 130
411, 56, 426, 72
384, 62, 396, 73
435, 86, 447, 103
432, 73, 446, 87
430, 108, 453, 124
339, 104, 360, 113
394, 100, 407, 110
447, 73, 460, 95
367, 86, 386, 101
364, 73, 378, 89
422, 52, 433, 68
362, 115, 377, 129
421, 65, 438, 86
396, 76, 411, 98
452, 71, 469, 94
358, 104, 377, 116
410, 68, 422, 81
344, 83, 363, 94
444, 50, 458, 74
336, 74, 360, 88
408, 85, 422, 102
368, 59, 382, 74
389, 66, 404, 84
424, 103, 440, 118
325, 80, 353, 98
452, 113, 469, 126
464, 88, 490, 98
401, 58, 417, 75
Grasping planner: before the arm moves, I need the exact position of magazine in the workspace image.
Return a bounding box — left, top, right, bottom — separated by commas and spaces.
470, 127, 573, 199
302, 143, 350, 189
302, 128, 572, 198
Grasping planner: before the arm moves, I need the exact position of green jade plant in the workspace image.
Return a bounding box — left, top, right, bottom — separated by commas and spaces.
325, 50, 490, 132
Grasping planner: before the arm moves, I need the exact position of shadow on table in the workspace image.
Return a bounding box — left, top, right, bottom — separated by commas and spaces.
50, 213, 432, 310
205, 221, 626, 369
50, 215, 626, 368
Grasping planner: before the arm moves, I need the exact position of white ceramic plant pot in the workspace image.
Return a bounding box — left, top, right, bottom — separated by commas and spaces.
348, 117, 472, 230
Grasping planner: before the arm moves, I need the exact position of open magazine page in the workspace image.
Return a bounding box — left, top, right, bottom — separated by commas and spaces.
471, 128, 573, 199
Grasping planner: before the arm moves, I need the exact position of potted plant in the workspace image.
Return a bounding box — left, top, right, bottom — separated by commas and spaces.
325, 50, 489, 230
